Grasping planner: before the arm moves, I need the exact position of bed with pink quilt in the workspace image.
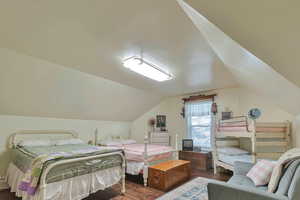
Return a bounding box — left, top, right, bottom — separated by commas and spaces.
117, 143, 173, 162
99, 139, 177, 186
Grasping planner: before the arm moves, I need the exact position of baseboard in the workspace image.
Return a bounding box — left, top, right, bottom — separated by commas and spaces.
0, 180, 9, 190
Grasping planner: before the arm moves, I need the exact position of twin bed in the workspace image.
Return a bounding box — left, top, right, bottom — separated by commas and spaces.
98, 132, 179, 186
6, 130, 126, 200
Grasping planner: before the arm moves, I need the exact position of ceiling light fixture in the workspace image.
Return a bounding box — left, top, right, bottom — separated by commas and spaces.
123, 57, 173, 82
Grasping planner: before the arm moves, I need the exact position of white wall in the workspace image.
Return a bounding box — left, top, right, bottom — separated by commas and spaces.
131, 99, 171, 143
131, 87, 238, 144
131, 87, 295, 148
0, 115, 131, 177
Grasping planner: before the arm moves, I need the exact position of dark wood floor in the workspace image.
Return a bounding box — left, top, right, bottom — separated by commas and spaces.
0, 170, 231, 200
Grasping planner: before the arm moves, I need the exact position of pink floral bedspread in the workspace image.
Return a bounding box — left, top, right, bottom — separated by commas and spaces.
114, 144, 173, 162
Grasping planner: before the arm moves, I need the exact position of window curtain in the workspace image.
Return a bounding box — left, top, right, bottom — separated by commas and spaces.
185, 100, 212, 148
185, 101, 193, 140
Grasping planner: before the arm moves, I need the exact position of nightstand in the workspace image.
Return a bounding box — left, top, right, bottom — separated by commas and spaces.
179, 151, 212, 171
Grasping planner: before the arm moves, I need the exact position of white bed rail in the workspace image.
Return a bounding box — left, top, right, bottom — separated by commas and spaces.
143, 134, 149, 187
40, 151, 126, 198
9, 130, 78, 148
9, 130, 126, 197
142, 132, 179, 187
95, 129, 179, 187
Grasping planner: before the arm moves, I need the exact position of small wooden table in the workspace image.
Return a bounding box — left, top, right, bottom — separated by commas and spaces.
179, 151, 212, 171
148, 160, 191, 191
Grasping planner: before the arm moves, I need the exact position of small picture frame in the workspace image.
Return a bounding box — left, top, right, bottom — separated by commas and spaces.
156, 115, 166, 131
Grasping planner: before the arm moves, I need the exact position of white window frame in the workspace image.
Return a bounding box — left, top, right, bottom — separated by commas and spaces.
185, 99, 212, 151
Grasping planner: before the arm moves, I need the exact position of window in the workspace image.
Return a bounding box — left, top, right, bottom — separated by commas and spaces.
185, 100, 212, 150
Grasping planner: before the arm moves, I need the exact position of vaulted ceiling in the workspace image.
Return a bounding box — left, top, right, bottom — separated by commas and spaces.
1, 0, 298, 121
179, 0, 300, 115
185, 0, 300, 89
0, 48, 163, 121
0, 0, 236, 96
0, 0, 237, 121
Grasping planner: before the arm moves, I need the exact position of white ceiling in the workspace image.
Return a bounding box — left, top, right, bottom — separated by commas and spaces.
185, 0, 300, 89
0, 0, 237, 96
1, 0, 299, 120
178, 0, 300, 116
0, 48, 163, 121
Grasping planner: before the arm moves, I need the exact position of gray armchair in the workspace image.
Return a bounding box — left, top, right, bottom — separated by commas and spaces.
207, 161, 300, 200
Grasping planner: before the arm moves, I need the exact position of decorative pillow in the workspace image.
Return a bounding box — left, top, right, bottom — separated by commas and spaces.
217, 147, 249, 155
18, 139, 54, 147
55, 138, 84, 146
247, 160, 276, 186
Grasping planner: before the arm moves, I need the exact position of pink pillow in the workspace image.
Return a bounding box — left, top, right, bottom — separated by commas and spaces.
247, 160, 276, 186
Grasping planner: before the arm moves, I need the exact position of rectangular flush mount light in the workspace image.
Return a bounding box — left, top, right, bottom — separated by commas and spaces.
123, 57, 173, 82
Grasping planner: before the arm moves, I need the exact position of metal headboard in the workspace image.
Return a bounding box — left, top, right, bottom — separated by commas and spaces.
9, 130, 79, 148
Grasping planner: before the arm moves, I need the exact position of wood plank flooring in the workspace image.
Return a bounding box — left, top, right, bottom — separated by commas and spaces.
0, 170, 231, 200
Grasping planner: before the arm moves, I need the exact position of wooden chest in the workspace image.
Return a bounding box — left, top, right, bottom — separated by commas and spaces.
179, 151, 212, 171
148, 160, 191, 191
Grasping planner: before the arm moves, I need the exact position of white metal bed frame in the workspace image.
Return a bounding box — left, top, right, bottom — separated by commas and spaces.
9, 130, 126, 199
96, 130, 179, 187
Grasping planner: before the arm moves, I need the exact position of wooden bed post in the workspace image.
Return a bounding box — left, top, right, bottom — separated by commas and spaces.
211, 114, 218, 174
94, 128, 98, 145
42, 185, 46, 200
174, 134, 179, 160
143, 133, 149, 187
286, 121, 291, 150
252, 120, 257, 163
121, 159, 126, 194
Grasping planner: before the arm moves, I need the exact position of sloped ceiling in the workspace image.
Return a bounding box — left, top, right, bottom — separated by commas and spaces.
0, 0, 238, 121
177, 0, 300, 115
0, 48, 162, 121
184, 0, 300, 89
0, 0, 236, 96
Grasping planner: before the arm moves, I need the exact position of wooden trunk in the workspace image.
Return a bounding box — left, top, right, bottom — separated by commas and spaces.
148, 160, 190, 191
179, 151, 212, 171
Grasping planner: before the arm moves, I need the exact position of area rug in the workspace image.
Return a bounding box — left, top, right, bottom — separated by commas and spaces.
156, 177, 209, 200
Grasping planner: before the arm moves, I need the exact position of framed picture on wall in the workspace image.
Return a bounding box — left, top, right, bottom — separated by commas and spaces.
156, 115, 166, 131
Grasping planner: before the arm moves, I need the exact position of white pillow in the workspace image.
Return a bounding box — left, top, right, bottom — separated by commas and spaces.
121, 139, 136, 145
55, 138, 84, 146
99, 140, 122, 146
217, 147, 249, 155
247, 160, 276, 186
18, 139, 54, 147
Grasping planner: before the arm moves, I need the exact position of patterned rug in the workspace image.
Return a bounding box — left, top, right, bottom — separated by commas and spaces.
156, 177, 209, 200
